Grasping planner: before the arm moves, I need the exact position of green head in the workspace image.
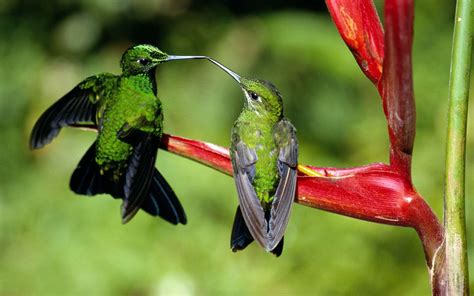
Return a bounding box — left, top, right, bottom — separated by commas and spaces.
208, 58, 283, 119
120, 44, 206, 75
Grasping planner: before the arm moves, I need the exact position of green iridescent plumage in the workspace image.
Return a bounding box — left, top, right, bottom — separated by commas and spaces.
208, 59, 298, 256
30, 44, 205, 224
232, 80, 282, 206
94, 73, 162, 179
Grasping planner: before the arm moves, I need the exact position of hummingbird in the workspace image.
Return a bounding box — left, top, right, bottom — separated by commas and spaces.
207, 59, 298, 256
30, 44, 206, 224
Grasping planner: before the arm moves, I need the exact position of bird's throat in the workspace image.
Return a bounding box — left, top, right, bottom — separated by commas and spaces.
125, 72, 157, 95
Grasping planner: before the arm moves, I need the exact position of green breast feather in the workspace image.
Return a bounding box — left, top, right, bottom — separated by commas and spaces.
95, 74, 163, 174
235, 110, 279, 205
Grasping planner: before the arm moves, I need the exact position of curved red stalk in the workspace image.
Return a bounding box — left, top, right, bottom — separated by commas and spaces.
161, 134, 233, 175
160, 134, 443, 267
161, 135, 408, 226
378, 0, 416, 180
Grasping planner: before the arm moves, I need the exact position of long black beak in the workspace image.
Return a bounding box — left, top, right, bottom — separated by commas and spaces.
165, 55, 242, 83
165, 55, 208, 61
205, 57, 241, 83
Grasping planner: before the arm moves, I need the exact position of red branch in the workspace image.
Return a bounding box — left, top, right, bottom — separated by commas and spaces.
161, 134, 232, 175
160, 134, 443, 267
378, 0, 416, 179
161, 136, 411, 227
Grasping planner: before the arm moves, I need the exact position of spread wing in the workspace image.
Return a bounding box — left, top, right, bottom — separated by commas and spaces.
30, 73, 116, 149
230, 131, 269, 250
267, 118, 298, 249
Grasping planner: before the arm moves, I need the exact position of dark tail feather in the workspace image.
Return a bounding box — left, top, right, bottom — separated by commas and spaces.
230, 206, 284, 256
120, 133, 156, 223
69, 142, 119, 197
70, 142, 186, 225
140, 169, 187, 225
230, 206, 254, 252
270, 237, 284, 257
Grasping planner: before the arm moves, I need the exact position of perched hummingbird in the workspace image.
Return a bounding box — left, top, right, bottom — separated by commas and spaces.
208, 59, 298, 256
30, 44, 206, 224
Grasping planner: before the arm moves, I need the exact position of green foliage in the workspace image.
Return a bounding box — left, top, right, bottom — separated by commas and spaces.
1, 1, 472, 295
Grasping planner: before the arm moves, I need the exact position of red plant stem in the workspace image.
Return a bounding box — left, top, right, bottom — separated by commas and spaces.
326, 0, 417, 181
407, 197, 445, 267
161, 134, 233, 175
160, 134, 444, 265
378, 0, 416, 180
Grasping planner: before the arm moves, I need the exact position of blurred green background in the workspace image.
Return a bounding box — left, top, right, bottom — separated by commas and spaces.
1, 0, 473, 295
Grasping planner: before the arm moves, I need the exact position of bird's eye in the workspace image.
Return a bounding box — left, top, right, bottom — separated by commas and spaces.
137, 58, 150, 65
249, 92, 259, 100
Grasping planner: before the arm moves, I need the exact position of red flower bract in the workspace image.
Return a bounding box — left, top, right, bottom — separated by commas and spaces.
325, 0, 384, 84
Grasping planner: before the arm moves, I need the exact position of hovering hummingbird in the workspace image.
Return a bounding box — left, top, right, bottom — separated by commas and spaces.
30, 44, 206, 224
208, 59, 298, 256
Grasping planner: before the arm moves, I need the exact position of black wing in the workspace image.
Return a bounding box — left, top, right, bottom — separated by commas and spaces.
120, 128, 160, 224
69, 136, 186, 225
230, 134, 269, 250
267, 118, 298, 250
30, 73, 116, 149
